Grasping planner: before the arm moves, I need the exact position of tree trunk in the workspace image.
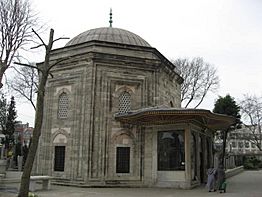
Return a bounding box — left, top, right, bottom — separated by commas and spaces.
0, 63, 8, 89
17, 28, 56, 197
18, 72, 48, 197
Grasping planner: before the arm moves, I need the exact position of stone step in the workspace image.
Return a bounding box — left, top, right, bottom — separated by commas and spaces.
6, 171, 23, 179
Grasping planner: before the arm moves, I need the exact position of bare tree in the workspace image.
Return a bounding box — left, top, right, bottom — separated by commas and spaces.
239, 94, 262, 151
16, 28, 69, 197
8, 64, 38, 110
172, 57, 219, 108
0, 0, 37, 88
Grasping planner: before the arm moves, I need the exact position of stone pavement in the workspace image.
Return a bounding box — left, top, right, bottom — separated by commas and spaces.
1, 170, 262, 197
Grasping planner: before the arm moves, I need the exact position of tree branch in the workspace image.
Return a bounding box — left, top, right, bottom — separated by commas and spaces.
47, 57, 70, 72
32, 28, 46, 48
53, 37, 70, 43
14, 62, 38, 70
30, 43, 44, 49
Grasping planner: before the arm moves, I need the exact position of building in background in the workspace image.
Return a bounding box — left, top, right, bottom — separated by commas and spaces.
14, 121, 33, 146
227, 125, 262, 155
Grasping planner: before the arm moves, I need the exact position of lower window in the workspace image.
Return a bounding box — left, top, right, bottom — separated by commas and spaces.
54, 146, 65, 171
116, 147, 130, 173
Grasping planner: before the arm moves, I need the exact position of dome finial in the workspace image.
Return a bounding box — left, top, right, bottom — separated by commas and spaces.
109, 8, 113, 27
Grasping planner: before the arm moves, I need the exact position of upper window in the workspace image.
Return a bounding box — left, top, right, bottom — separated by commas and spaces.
158, 130, 185, 171
58, 93, 69, 119
118, 91, 131, 114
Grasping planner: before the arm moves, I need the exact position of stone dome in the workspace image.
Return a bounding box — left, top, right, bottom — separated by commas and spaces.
66, 27, 151, 47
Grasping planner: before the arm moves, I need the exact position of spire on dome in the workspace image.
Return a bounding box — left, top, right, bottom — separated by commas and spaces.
109, 8, 113, 27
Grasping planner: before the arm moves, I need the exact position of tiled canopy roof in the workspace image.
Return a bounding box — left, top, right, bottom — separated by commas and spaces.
115, 107, 236, 131
66, 27, 151, 47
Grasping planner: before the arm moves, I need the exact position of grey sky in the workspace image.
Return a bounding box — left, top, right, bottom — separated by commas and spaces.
15, 0, 262, 125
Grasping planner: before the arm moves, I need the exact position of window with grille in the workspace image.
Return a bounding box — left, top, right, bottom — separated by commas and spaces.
58, 93, 69, 119
116, 147, 130, 173
158, 130, 185, 171
118, 91, 131, 114
54, 146, 65, 171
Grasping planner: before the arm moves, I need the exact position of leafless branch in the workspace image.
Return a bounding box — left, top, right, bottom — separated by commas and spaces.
8, 65, 38, 110
0, 0, 38, 89
49, 72, 54, 78
172, 57, 219, 108
53, 37, 70, 43
239, 94, 262, 150
14, 62, 38, 70
30, 43, 44, 49
31, 28, 46, 48
48, 57, 70, 72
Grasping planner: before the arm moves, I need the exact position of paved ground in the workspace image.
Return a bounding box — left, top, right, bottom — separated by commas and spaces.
1, 170, 262, 197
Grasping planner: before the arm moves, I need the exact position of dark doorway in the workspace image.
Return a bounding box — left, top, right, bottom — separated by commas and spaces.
54, 146, 65, 171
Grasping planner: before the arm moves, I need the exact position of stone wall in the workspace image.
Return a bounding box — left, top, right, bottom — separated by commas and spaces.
35, 41, 182, 186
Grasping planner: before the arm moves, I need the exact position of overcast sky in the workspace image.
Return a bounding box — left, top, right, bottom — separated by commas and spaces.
14, 0, 262, 126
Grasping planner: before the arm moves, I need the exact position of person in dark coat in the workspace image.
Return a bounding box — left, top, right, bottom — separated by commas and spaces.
22, 144, 29, 166
216, 164, 226, 192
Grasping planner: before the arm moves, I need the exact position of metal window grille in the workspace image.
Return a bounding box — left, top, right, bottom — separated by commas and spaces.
119, 91, 131, 114
58, 93, 69, 119
54, 146, 65, 171
116, 147, 130, 173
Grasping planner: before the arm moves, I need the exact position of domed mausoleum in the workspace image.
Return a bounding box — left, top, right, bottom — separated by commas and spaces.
36, 24, 235, 188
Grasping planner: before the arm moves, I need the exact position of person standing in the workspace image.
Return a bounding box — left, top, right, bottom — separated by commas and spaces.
206, 166, 217, 192
216, 164, 226, 192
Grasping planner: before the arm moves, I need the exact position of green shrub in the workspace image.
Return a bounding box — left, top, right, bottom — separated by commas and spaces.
28, 192, 38, 197
258, 162, 262, 168
244, 157, 261, 169
244, 162, 254, 169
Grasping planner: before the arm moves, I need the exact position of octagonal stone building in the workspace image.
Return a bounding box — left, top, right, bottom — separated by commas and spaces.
35, 26, 234, 189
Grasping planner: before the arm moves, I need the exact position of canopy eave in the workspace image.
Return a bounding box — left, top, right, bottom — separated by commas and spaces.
115, 108, 236, 131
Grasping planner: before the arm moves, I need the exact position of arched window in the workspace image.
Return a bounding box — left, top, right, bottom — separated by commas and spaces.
118, 91, 131, 114
58, 93, 69, 119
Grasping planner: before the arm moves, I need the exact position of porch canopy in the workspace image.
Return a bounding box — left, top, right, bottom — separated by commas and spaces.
115, 107, 236, 131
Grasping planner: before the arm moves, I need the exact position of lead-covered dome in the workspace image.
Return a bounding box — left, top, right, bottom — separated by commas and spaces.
66, 27, 151, 47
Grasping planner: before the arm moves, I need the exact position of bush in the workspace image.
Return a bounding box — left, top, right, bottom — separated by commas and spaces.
244, 162, 255, 169
28, 192, 38, 197
244, 157, 261, 170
